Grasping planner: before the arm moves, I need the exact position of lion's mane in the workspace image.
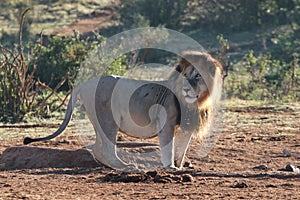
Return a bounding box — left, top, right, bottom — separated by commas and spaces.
169, 51, 223, 141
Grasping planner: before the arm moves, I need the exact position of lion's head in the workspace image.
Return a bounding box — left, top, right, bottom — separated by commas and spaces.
170, 51, 223, 140
181, 65, 209, 104
172, 51, 223, 107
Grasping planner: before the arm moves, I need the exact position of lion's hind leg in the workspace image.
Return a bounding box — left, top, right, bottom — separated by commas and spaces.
92, 132, 127, 169
92, 126, 136, 171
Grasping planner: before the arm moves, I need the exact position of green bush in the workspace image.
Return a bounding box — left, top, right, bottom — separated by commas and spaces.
270, 26, 300, 62
119, 0, 300, 33
225, 51, 300, 101
119, 0, 188, 29
187, 0, 299, 32
28, 32, 105, 90
0, 9, 131, 122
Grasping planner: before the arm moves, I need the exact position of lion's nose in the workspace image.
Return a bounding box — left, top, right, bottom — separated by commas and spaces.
182, 88, 189, 96
183, 88, 190, 95
182, 85, 190, 92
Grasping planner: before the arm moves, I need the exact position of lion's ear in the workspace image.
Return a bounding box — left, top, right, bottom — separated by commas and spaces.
176, 57, 190, 72
175, 64, 183, 73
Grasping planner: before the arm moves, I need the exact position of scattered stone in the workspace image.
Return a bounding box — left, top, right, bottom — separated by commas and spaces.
3, 183, 11, 187
153, 174, 173, 183
282, 149, 291, 157
183, 161, 193, 168
117, 135, 124, 141
146, 170, 158, 177
182, 174, 193, 182
281, 183, 294, 187
251, 137, 263, 141
230, 181, 248, 188
268, 136, 285, 141
266, 184, 277, 188
285, 164, 300, 173
285, 164, 294, 171
253, 164, 268, 171
260, 117, 268, 120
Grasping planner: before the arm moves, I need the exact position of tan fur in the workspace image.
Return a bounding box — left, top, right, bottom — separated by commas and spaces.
24, 51, 223, 170
170, 51, 223, 141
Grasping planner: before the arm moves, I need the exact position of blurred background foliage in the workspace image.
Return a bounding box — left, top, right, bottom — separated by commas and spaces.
0, 0, 299, 122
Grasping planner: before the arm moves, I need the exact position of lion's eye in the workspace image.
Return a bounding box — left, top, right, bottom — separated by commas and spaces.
195, 73, 201, 79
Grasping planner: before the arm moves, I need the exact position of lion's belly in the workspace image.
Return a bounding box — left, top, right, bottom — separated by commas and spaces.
119, 117, 158, 139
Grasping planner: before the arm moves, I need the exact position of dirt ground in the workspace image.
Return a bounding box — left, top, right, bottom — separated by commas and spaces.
0, 101, 300, 200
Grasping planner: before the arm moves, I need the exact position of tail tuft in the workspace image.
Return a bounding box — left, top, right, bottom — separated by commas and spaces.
23, 137, 34, 145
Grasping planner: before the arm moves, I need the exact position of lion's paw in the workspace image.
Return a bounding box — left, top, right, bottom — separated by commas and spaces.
163, 165, 180, 171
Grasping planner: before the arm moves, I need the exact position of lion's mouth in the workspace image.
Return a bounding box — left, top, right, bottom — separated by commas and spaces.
182, 90, 198, 104
184, 96, 197, 104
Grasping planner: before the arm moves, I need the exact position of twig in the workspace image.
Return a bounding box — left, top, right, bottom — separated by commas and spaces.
36, 70, 69, 110
19, 8, 31, 64
223, 60, 230, 80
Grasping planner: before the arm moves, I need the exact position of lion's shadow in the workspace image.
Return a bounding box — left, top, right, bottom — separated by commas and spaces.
0, 143, 161, 171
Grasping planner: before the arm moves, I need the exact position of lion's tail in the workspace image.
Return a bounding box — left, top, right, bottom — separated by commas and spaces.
23, 87, 80, 145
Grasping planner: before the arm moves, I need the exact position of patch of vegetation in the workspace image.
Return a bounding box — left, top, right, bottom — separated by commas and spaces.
0, 0, 300, 123
118, 0, 300, 101
226, 51, 300, 101
0, 9, 128, 123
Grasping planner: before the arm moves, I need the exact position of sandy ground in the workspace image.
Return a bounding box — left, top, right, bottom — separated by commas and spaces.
0, 102, 300, 200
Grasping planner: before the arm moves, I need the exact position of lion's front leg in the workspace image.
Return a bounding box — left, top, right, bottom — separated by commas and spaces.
157, 123, 177, 169
174, 131, 193, 168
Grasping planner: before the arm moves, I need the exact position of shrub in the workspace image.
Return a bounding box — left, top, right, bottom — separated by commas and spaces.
0, 30, 70, 122
119, 0, 188, 29
28, 31, 105, 90
225, 51, 300, 101
0, 10, 129, 122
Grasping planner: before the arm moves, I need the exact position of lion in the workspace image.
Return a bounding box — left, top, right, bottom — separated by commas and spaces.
23, 51, 223, 170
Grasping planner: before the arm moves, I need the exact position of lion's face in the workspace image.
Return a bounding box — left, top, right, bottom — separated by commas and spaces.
181, 65, 208, 104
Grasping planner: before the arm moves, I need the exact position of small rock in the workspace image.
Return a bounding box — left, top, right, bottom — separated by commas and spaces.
117, 135, 124, 141
281, 183, 294, 187
182, 174, 193, 182
285, 164, 300, 173
294, 168, 300, 173
3, 183, 11, 187
153, 175, 172, 183
146, 170, 158, 177
266, 184, 277, 188
183, 161, 193, 168
253, 164, 268, 171
283, 149, 291, 157
230, 181, 248, 188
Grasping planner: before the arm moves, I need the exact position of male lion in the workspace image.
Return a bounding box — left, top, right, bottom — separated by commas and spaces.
24, 51, 223, 170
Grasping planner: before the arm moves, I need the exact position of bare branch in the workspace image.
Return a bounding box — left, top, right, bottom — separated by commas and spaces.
223, 60, 230, 81
19, 8, 31, 64
36, 71, 69, 110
